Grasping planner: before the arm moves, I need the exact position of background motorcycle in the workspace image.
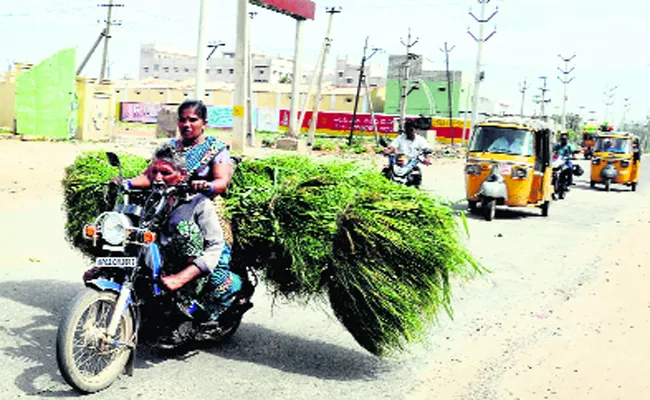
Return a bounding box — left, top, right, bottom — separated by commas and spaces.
56, 152, 256, 394
551, 154, 584, 200
378, 137, 432, 188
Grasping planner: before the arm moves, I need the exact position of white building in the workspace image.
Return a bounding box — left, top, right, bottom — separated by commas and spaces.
334, 57, 385, 88
140, 44, 305, 84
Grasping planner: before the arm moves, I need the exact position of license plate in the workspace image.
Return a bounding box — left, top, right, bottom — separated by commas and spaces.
500, 164, 512, 175
95, 257, 137, 268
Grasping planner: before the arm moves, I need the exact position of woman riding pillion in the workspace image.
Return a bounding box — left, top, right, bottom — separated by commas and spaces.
125, 99, 236, 258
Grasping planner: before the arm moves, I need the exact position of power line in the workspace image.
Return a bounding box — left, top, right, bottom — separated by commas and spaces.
557, 53, 576, 132
440, 42, 456, 145
467, 0, 498, 139
398, 27, 418, 132
519, 79, 530, 117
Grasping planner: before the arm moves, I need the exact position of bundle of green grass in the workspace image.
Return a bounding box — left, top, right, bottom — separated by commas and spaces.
62, 151, 482, 356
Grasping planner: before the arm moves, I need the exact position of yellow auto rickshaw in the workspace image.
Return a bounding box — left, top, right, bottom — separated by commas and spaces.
465, 117, 554, 221
589, 132, 640, 192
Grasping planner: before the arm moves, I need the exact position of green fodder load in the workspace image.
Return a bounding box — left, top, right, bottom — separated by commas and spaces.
62, 151, 482, 356
62, 151, 149, 257
225, 155, 482, 356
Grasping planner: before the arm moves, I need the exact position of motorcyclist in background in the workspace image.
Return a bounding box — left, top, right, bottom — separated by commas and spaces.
382, 120, 433, 186
553, 132, 576, 188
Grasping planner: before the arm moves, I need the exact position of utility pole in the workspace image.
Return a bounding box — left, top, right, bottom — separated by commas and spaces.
232, 0, 250, 152
519, 79, 530, 117
398, 28, 419, 132
603, 85, 617, 124
99, 0, 122, 82
538, 76, 551, 121
246, 11, 257, 147
348, 37, 381, 146
440, 42, 456, 145
621, 97, 631, 127
363, 65, 380, 144
557, 53, 576, 132
194, 0, 210, 99
307, 6, 342, 147
468, 0, 498, 138
77, 29, 107, 76
207, 41, 225, 61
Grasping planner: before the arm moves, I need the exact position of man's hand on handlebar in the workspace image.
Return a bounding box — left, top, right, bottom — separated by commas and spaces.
382, 146, 396, 155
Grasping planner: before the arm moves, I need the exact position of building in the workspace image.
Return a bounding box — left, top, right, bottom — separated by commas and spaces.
334, 57, 385, 88
384, 54, 481, 118
139, 44, 304, 84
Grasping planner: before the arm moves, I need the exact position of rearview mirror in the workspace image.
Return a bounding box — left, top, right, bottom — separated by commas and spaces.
106, 152, 121, 168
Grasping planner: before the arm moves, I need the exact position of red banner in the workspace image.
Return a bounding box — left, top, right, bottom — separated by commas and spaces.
251, 0, 316, 20
278, 110, 399, 136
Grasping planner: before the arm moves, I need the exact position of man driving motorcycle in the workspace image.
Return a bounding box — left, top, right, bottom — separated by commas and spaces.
382, 120, 433, 163
553, 132, 576, 187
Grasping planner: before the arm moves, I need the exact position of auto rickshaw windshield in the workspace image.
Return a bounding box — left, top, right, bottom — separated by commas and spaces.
594, 137, 631, 153
469, 127, 535, 156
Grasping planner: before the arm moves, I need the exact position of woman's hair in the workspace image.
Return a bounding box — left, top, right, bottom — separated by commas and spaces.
152, 142, 186, 171
178, 99, 208, 122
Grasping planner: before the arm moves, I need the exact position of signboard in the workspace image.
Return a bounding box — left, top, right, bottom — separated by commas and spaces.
250, 0, 316, 20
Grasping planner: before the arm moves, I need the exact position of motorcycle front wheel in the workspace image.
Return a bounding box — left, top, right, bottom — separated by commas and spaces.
56, 289, 134, 394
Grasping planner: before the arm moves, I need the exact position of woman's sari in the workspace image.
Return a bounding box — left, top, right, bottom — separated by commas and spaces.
171, 136, 234, 247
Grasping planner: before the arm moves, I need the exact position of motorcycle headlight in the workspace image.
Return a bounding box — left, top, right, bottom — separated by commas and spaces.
465, 164, 481, 175
100, 212, 132, 246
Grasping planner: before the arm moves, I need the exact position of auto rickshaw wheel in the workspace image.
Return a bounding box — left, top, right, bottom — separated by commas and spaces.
468, 200, 478, 213
590, 181, 595, 188
541, 201, 550, 217
482, 199, 496, 221
605, 179, 611, 192
631, 182, 637, 192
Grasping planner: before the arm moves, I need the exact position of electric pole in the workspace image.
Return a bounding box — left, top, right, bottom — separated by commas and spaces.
398, 28, 419, 132
247, 11, 257, 147
603, 85, 617, 124
621, 97, 631, 127
207, 41, 225, 60
440, 42, 456, 145
468, 0, 498, 138
348, 37, 380, 145
557, 53, 576, 132
99, 0, 122, 82
519, 79, 529, 117
537, 76, 551, 121
308, 6, 342, 147
195, 0, 210, 99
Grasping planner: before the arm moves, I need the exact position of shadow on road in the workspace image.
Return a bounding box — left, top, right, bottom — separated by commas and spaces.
0, 280, 81, 397
452, 202, 536, 221
0, 280, 385, 396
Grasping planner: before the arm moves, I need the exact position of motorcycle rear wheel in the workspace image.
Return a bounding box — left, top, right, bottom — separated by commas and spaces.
56, 289, 134, 394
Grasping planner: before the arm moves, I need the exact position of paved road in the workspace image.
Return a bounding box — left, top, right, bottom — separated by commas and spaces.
0, 139, 648, 399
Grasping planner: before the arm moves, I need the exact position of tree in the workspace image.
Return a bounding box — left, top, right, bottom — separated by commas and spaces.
279, 75, 291, 84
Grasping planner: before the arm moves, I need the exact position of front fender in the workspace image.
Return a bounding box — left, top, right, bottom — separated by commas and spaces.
600, 165, 619, 179
480, 180, 508, 200
85, 278, 122, 294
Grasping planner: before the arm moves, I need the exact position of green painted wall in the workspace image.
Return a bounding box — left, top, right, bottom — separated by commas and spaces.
15, 48, 76, 138
384, 79, 471, 118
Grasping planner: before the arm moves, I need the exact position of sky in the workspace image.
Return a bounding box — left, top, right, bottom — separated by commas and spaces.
1, 0, 649, 124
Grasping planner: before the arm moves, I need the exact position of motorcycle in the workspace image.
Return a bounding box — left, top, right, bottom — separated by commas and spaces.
378, 137, 432, 188
551, 154, 584, 200
56, 152, 256, 394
